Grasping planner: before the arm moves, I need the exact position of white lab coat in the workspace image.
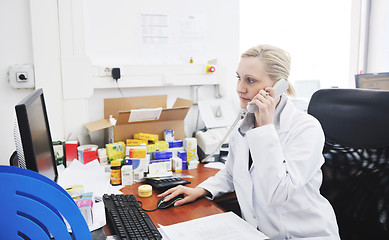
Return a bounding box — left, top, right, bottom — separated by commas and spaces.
198, 97, 340, 240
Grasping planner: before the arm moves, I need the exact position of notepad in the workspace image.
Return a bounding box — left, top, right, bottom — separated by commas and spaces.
158, 211, 268, 240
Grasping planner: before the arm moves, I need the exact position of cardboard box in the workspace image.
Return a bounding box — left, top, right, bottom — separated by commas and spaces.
84, 95, 193, 143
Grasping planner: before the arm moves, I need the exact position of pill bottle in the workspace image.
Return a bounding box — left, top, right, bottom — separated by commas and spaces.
110, 160, 122, 186
121, 160, 133, 186
98, 148, 108, 165
164, 129, 174, 142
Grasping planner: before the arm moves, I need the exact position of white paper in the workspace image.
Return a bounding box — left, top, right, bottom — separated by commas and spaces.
204, 162, 226, 170
128, 107, 162, 122
158, 212, 268, 240
90, 201, 106, 231
140, 13, 171, 64
176, 14, 206, 63
158, 227, 171, 240
57, 160, 123, 232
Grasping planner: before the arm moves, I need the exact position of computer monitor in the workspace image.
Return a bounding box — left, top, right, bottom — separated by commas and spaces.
13, 88, 58, 182
355, 72, 389, 90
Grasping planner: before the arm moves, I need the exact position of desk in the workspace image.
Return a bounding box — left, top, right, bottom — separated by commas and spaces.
103, 164, 233, 236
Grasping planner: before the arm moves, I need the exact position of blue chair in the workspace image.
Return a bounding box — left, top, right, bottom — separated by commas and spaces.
0, 165, 92, 240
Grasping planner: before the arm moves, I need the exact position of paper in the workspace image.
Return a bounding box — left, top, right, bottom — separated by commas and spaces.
57, 160, 123, 231
128, 107, 162, 122
204, 162, 226, 170
176, 14, 206, 63
158, 212, 268, 240
140, 13, 171, 64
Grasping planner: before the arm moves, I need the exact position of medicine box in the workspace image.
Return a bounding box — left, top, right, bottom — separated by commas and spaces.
148, 159, 172, 177
73, 192, 93, 226
65, 141, 79, 162
151, 151, 173, 160
84, 95, 193, 143
172, 156, 182, 172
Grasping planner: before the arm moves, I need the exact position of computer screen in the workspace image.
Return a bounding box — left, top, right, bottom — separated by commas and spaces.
14, 88, 58, 182
355, 72, 389, 90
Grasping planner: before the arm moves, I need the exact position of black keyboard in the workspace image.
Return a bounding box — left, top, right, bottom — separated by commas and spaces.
103, 194, 162, 240
144, 176, 191, 191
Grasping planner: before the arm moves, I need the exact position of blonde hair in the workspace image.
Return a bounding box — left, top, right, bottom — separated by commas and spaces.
241, 44, 296, 96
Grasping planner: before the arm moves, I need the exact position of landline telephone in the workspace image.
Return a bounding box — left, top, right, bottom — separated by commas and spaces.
201, 78, 289, 163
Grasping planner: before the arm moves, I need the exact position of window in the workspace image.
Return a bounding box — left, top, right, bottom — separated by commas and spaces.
240, 0, 352, 92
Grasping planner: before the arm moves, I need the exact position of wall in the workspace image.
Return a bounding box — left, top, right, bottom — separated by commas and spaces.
0, 0, 34, 166
55, 0, 241, 146
0, 0, 240, 166
2, 0, 388, 167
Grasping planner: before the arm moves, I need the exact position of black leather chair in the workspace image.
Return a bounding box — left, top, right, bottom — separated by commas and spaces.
308, 88, 389, 240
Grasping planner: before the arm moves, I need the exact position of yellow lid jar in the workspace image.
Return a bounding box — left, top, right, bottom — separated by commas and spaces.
138, 184, 152, 197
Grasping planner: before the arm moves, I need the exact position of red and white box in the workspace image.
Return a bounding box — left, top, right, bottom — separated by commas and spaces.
65, 141, 79, 163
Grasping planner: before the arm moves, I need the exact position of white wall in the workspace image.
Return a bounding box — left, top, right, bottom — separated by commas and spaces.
56, 0, 241, 146
2, 0, 388, 166
0, 0, 240, 166
0, 0, 35, 166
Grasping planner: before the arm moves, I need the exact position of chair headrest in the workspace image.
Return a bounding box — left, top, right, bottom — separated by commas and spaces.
308, 88, 389, 148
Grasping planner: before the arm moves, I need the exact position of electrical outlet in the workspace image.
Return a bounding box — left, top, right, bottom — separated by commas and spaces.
9, 65, 35, 88
103, 67, 112, 77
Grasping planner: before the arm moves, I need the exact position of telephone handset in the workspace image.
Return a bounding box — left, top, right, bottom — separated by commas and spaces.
246, 78, 289, 113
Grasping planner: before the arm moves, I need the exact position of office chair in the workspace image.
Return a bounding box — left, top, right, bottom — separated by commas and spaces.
9, 150, 19, 166
307, 88, 389, 240
0, 165, 92, 240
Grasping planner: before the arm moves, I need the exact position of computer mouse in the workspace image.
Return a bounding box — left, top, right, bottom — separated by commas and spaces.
157, 194, 185, 209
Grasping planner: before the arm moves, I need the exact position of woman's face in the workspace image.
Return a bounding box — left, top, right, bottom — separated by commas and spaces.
236, 57, 274, 109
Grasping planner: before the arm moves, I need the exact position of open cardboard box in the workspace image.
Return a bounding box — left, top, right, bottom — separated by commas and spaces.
84, 95, 193, 143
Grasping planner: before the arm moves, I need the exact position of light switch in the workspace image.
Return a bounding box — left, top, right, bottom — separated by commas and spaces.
9, 65, 35, 88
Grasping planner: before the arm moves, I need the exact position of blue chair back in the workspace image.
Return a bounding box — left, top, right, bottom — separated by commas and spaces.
0, 165, 92, 240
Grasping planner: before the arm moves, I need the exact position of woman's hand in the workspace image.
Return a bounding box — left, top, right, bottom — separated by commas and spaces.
157, 185, 208, 207
248, 87, 278, 127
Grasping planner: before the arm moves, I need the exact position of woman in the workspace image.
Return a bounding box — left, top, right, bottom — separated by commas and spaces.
159, 44, 340, 239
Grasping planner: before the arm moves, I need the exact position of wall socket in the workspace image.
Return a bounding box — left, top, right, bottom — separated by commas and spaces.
9, 65, 35, 88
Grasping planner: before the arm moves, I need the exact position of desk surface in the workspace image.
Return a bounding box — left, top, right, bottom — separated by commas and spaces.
103, 163, 227, 235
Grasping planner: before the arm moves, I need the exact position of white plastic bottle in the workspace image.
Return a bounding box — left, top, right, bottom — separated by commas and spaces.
121, 161, 133, 186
